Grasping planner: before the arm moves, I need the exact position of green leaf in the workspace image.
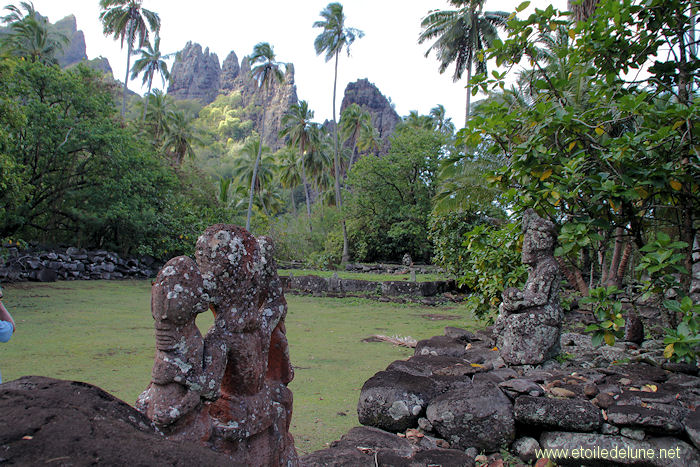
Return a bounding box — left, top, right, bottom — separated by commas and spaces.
516, 1, 531, 13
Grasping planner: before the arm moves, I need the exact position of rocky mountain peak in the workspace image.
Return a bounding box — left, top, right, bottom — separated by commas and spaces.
167, 41, 221, 104
340, 78, 399, 155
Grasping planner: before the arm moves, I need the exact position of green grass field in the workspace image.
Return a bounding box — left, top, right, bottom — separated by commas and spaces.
1, 280, 477, 454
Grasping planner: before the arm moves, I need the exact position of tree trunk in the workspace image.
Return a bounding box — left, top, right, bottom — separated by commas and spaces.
557, 256, 589, 295
465, 64, 472, 127
347, 132, 359, 174
246, 103, 267, 231
332, 50, 350, 262
301, 149, 312, 233
142, 74, 152, 122
289, 190, 297, 216
605, 227, 625, 286
121, 16, 135, 117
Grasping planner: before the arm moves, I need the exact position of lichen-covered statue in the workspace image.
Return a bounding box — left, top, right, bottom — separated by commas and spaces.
136, 256, 210, 428
494, 209, 562, 365
137, 225, 297, 466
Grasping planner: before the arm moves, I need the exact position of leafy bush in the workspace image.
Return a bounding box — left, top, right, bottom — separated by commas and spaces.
458, 222, 527, 320
581, 286, 625, 347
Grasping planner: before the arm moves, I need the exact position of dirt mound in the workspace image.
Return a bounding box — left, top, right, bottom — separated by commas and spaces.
0, 376, 234, 466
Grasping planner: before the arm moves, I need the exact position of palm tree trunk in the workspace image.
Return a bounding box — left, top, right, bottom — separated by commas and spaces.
348, 138, 358, 173
301, 151, 313, 233
142, 73, 153, 122
290, 190, 297, 216
247, 106, 267, 230
332, 50, 349, 262
465, 64, 472, 127
121, 17, 134, 117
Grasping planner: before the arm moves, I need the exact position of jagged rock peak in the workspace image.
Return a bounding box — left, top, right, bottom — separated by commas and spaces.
220, 51, 240, 93
340, 78, 400, 155
167, 41, 221, 104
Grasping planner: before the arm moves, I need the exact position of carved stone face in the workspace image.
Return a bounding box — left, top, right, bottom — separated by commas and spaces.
195, 224, 261, 309
151, 256, 207, 326
520, 209, 556, 265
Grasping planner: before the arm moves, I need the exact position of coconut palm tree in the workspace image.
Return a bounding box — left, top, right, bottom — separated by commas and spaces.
280, 100, 318, 232
313, 2, 363, 262
144, 88, 171, 144
0, 2, 67, 64
99, 0, 160, 117
419, 0, 508, 126
356, 124, 381, 156
245, 41, 285, 230
275, 147, 302, 216
233, 137, 275, 215
402, 110, 436, 131
131, 34, 174, 121
162, 109, 202, 166
339, 103, 373, 171
430, 104, 456, 136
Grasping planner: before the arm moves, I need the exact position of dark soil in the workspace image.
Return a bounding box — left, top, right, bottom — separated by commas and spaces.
0, 376, 234, 466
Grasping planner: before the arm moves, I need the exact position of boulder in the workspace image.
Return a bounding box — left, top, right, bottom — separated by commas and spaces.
606, 405, 684, 434
358, 370, 438, 432
539, 431, 699, 466
514, 395, 603, 432
426, 382, 515, 452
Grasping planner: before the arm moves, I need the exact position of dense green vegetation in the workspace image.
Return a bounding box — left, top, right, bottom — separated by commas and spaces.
1, 280, 476, 453
1, 0, 698, 362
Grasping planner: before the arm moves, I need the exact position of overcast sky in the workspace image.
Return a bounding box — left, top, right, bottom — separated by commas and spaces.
25, 0, 565, 126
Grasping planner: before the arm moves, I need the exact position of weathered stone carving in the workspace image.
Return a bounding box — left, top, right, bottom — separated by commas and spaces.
494, 209, 562, 365
136, 225, 297, 466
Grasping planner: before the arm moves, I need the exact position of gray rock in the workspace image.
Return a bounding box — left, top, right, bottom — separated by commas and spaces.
415, 335, 466, 358
512, 436, 540, 463
601, 423, 620, 435
499, 378, 545, 398
358, 370, 438, 432
621, 427, 646, 440
340, 79, 400, 156
684, 413, 700, 450
426, 382, 514, 452
444, 326, 476, 342
606, 405, 684, 434
514, 395, 602, 432
539, 432, 699, 466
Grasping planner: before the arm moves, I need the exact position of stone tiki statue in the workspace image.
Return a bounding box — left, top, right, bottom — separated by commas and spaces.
137, 225, 297, 466
494, 209, 563, 365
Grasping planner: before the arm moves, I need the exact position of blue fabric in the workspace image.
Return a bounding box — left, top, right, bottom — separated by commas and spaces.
0, 320, 11, 384
0, 320, 12, 343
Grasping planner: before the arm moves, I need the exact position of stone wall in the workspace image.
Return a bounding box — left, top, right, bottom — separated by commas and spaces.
281, 274, 456, 298
0, 247, 160, 283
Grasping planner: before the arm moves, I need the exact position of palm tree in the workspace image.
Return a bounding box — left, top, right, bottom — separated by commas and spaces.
246, 41, 285, 230
313, 2, 363, 262
280, 100, 318, 232
99, 0, 160, 117
0, 2, 67, 64
144, 88, 171, 144
131, 34, 174, 121
402, 110, 436, 131
356, 124, 381, 156
419, 0, 508, 126
162, 110, 202, 166
339, 103, 373, 171
430, 104, 456, 136
233, 137, 274, 215
275, 147, 302, 216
